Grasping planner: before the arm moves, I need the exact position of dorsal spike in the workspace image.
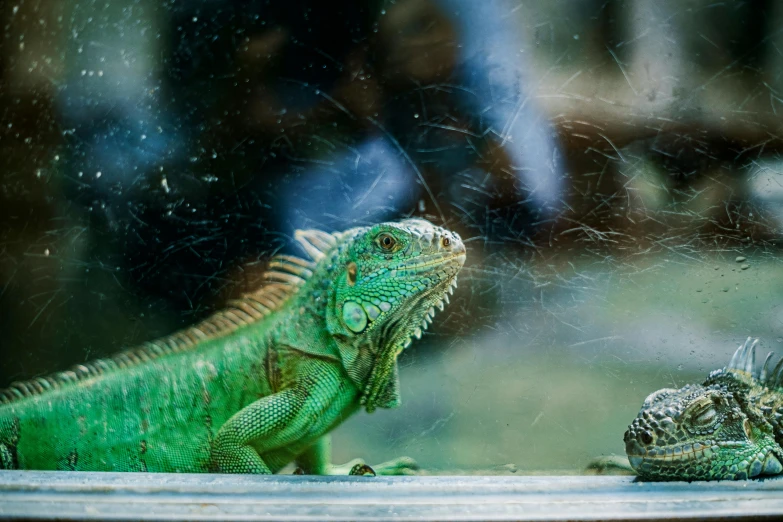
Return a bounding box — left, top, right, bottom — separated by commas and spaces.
263, 270, 307, 286
268, 255, 315, 278
294, 229, 337, 261
745, 338, 758, 374
760, 352, 775, 382
774, 358, 783, 388
270, 254, 316, 269
728, 340, 746, 371
0, 228, 334, 405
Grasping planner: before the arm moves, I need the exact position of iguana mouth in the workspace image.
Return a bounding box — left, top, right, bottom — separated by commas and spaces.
393, 252, 467, 274
627, 436, 783, 479
627, 442, 716, 466
629, 447, 783, 479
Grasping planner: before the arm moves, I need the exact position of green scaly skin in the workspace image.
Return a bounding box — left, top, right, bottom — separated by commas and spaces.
625, 338, 783, 481
0, 219, 465, 474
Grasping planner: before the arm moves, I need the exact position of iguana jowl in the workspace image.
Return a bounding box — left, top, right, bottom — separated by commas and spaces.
0, 219, 465, 474
625, 338, 783, 480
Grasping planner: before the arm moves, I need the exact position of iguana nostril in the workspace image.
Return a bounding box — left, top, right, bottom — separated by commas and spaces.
640, 430, 653, 444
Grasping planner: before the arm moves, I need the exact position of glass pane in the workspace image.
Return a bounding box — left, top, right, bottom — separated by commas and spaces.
1, 0, 781, 476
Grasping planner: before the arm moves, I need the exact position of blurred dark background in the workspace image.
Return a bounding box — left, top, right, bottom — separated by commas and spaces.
2, 0, 783, 472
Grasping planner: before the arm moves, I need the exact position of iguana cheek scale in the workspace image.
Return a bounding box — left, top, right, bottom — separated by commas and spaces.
0, 219, 465, 475
342, 302, 367, 333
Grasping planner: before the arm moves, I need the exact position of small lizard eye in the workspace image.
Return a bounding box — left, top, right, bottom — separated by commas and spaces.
689, 399, 718, 426
693, 407, 717, 426
377, 233, 397, 251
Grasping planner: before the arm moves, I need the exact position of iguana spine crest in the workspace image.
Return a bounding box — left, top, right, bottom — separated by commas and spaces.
0, 230, 334, 404
719, 337, 783, 391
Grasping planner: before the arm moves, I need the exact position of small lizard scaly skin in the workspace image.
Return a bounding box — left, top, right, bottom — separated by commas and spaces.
0, 219, 465, 474
625, 338, 783, 481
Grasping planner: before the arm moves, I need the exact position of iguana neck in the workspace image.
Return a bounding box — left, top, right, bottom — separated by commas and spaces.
271, 297, 391, 389
268, 279, 398, 412
269, 278, 341, 362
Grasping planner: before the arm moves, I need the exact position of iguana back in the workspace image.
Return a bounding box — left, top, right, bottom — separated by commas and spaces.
0, 333, 274, 471
0, 219, 466, 474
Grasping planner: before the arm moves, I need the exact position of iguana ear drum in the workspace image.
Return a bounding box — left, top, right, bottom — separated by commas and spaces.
346, 262, 357, 286
342, 301, 368, 333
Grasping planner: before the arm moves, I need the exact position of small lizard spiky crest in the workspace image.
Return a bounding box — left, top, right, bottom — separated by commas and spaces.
0, 229, 337, 404
707, 337, 783, 392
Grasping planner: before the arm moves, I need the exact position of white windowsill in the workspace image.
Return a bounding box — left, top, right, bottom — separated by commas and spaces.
0, 471, 781, 521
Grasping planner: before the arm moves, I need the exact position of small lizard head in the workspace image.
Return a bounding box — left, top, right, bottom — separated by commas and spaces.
326, 218, 465, 411
625, 339, 783, 481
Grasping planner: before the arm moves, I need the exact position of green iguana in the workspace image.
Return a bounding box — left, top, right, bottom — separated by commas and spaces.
625, 337, 783, 480
0, 218, 465, 474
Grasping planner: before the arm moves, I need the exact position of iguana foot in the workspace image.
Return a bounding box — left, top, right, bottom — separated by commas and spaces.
349, 463, 376, 476
0, 443, 17, 470
584, 455, 635, 475
370, 456, 419, 475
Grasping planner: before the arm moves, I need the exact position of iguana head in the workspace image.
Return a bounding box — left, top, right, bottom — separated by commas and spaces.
625, 338, 783, 480
315, 219, 465, 412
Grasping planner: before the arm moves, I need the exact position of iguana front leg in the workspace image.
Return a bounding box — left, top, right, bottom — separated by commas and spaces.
295, 435, 419, 476
210, 360, 348, 474
210, 388, 303, 473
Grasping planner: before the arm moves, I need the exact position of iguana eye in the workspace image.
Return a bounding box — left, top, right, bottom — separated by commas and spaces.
693, 407, 716, 426
690, 400, 717, 426
376, 233, 397, 251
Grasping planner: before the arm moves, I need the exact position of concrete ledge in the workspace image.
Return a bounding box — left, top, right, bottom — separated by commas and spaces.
0, 471, 782, 521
